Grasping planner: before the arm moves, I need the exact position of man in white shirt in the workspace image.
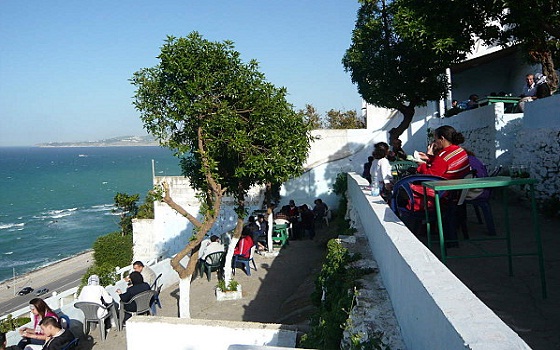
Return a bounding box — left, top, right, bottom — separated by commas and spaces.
78, 275, 113, 318
199, 235, 224, 260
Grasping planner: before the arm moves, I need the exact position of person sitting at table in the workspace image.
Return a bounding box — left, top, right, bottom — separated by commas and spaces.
466, 94, 479, 110
199, 235, 224, 260
78, 274, 113, 319
18, 298, 58, 349
534, 73, 552, 99
116, 271, 151, 323
444, 100, 462, 117
387, 138, 408, 161
35, 317, 75, 350
518, 73, 537, 111
370, 142, 393, 201
233, 226, 254, 259
299, 204, 316, 240
412, 125, 470, 246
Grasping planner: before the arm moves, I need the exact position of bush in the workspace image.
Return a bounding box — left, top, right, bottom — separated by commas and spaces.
0, 314, 30, 332
301, 239, 364, 349
93, 231, 133, 268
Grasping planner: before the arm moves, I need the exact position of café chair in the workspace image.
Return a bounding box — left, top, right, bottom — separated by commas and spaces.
389, 174, 447, 235
198, 251, 226, 281
61, 337, 79, 350
272, 223, 289, 248
74, 301, 115, 341
118, 289, 157, 331
232, 246, 257, 276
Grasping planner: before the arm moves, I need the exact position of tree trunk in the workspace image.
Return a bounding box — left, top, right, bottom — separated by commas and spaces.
224, 217, 245, 284
388, 104, 416, 145
532, 51, 558, 93
178, 276, 192, 318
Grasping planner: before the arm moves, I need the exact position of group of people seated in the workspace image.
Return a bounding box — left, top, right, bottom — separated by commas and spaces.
275, 199, 328, 241
445, 72, 553, 117
10, 260, 159, 350
363, 125, 494, 245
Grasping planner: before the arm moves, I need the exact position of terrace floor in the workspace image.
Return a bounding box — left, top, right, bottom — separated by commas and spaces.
74, 196, 560, 349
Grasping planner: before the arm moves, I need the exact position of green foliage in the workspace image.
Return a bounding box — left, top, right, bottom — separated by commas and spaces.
333, 172, 348, 197
136, 192, 156, 219
79, 231, 131, 291
326, 109, 364, 129
0, 314, 30, 332
217, 279, 239, 292
132, 32, 312, 223
92, 231, 133, 268
298, 104, 323, 129
80, 263, 120, 292
301, 239, 366, 349
113, 192, 139, 235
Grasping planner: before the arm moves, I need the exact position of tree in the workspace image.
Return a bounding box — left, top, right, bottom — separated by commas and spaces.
325, 109, 364, 129
298, 104, 323, 129
343, 0, 451, 143
131, 32, 311, 317
113, 193, 139, 236
498, 0, 560, 90
395, 0, 559, 91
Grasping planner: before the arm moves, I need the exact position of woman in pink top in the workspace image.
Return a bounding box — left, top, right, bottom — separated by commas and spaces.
18, 298, 58, 348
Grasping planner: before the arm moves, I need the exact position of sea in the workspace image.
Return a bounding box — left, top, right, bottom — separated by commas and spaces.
0, 146, 182, 283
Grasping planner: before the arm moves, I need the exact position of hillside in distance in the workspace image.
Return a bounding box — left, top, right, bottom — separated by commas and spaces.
38, 135, 159, 147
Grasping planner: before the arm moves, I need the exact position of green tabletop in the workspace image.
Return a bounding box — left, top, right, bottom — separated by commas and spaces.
422, 176, 537, 191
422, 175, 546, 298
477, 96, 521, 106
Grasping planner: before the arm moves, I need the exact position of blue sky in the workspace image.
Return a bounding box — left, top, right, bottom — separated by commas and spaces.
0, 1, 362, 146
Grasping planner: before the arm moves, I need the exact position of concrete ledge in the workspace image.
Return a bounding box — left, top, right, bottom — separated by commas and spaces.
126, 316, 298, 350
346, 173, 530, 350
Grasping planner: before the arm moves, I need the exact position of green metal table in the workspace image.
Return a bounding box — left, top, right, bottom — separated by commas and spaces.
422, 176, 546, 298
477, 96, 521, 112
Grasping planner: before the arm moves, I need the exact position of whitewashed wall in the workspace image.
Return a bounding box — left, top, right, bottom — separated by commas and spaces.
126, 318, 297, 350
346, 173, 530, 350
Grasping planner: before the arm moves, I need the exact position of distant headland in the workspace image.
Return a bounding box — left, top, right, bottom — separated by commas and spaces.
37, 135, 159, 147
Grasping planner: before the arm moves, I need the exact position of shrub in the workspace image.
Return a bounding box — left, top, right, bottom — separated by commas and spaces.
301, 239, 364, 349
93, 231, 133, 268
0, 314, 31, 332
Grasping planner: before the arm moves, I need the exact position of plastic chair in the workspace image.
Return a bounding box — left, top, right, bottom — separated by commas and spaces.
389, 174, 448, 234
322, 209, 332, 227
232, 246, 257, 276
198, 251, 225, 281
58, 314, 71, 330
390, 160, 418, 181
118, 289, 156, 330
272, 223, 289, 248
150, 273, 163, 315
60, 337, 79, 350
74, 301, 114, 341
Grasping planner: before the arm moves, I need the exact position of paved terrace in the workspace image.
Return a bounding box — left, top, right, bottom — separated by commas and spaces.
72, 188, 560, 349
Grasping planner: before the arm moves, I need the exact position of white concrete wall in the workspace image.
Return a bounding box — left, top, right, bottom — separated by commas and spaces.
346, 173, 530, 350
133, 176, 265, 262
125, 317, 297, 350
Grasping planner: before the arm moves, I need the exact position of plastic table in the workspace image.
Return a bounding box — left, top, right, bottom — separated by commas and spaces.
422, 176, 546, 298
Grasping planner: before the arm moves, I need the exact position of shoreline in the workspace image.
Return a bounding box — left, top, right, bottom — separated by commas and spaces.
0, 250, 94, 289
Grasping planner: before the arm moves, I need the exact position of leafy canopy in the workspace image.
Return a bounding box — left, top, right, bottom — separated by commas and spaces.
132, 33, 312, 214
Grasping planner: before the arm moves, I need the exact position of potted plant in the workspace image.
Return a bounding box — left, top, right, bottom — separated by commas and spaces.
215, 279, 242, 301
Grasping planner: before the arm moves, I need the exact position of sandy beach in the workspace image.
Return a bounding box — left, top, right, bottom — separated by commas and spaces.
0, 251, 94, 307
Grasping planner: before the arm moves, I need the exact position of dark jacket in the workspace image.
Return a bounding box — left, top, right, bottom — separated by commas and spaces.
42, 329, 75, 350
119, 282, 151, 312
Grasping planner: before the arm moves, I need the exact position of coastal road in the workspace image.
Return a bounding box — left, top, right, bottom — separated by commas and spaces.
0, 252, 93, 317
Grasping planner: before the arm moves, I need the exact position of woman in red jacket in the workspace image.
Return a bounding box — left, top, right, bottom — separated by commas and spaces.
416, 125, 470, 179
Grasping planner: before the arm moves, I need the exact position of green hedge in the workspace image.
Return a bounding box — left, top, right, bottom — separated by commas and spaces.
93, 231, 133, 268
300, 239, 364, 349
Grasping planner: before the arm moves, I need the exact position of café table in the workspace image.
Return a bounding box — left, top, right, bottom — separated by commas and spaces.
477, 95, 521, 112
422, 176, 546, 298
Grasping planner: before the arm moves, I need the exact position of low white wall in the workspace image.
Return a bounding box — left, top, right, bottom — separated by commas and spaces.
125, 317, 298, 350
346, 173, 530, 350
